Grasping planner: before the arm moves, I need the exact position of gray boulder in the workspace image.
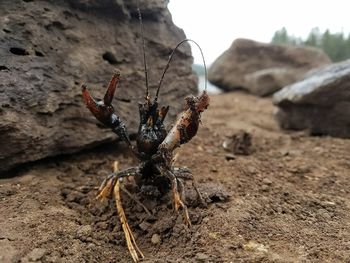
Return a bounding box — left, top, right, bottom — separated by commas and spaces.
0, 0, 197, 173
273, 59, 350, 138
208, 38, 331, 95
244, 68, 298, 96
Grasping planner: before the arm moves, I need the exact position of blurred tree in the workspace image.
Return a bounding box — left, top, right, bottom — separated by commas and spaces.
305, 27, 321, 46
271, 27, 289, 44
271, 27, 350, 62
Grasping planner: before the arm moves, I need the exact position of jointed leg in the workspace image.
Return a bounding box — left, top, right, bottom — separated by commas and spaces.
172, 168, 206, 208
100, 162, 144, 262
176, 178, 191, 227
177, 178, 186, 203
164, 169, 191, 227
96, 166, 140, 200
114, 179, 144, 262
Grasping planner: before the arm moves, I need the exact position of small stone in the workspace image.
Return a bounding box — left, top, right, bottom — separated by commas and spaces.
139, 221, 151, 231
206, 148, 214, 154
196, 252, 209, 261
323, 201, 336, 207
246, 166, 257, 175
262, 178, 272, 185
202, 217, 210, 223
225, 153, 236, 161
261, 185, 269, 191
95, 221, 108, 230
27, 248, 46, 261
76, 225, 92, 241
151, 234, 161, 245
280, 149, 289, 156
243, 240, 268, 253
197, 145, 204, 151
210, 166, 218, 173
223, 131, 253, 155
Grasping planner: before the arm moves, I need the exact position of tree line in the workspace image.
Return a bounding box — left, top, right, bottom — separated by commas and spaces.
271, 27, 350, 62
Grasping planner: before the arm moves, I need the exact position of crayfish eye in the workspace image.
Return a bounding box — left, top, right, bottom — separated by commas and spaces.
107, 105, 114, 113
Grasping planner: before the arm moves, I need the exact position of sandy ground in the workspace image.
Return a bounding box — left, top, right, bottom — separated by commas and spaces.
1, 92, 350, 263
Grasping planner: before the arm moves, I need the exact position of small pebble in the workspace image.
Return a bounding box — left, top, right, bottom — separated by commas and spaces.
76, 225, 92, 241
261, 185, 269, 191
27, 248, 46, 261
246, 166, 257, 175
202, 217, 210, 223
280, 149, 289, 156
225, 153, 236, 161
197, 145, 204, 151
139, 221, 151, 231
210, 166, 218, 173
151, 234, 161, 245
196, 252, 209, 261
243, 241, 268, 253
262, 178, 272, 185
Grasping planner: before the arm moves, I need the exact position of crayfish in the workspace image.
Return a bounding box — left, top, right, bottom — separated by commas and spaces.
81, 4, 209, 262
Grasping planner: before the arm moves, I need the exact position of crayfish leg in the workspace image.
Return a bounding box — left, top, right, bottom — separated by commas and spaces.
96, 166, 141, 200
172, 167, 206, 208
111, 162, 145, 262
114, 179, 145, 262
163, 169, 191, 227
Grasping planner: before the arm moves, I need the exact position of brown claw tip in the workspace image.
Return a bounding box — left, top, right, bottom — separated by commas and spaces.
81, 84, 87, 91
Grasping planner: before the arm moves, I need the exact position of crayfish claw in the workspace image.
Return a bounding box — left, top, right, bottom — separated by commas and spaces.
82, 84, 102, 118
82, 73, 133, 147
82, 83, 114, 126
103, 71, 120, 106
112, 161, 145, 262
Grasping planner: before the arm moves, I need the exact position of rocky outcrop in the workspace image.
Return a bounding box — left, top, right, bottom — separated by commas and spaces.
208, 38, 331, 96
273, 59, 350, 138
0, 0, 197, 173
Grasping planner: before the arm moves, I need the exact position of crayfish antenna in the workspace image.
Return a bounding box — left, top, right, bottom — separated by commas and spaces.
155, 39, 208, 103
136, 0, 150, 100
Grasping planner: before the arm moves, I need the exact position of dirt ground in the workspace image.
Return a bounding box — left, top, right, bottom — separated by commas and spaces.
1, 92, 350, 263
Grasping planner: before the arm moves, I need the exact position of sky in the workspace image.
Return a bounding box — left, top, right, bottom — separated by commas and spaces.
168, 0, 350, 65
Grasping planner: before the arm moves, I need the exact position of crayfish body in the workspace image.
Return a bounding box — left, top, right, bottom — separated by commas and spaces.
82, 71, 209, 190
82, 72, 209, 262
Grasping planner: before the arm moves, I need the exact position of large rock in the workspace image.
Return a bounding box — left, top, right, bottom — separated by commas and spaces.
208, 38, 331, 95
0, 0, 197, 173
243, 68, 298, 97
273, 59, 350, 138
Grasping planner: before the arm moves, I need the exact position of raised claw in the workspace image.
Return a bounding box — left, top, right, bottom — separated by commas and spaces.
158, 90, 210, 154
82, 73, 132, 146
82, 73, 119, 126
